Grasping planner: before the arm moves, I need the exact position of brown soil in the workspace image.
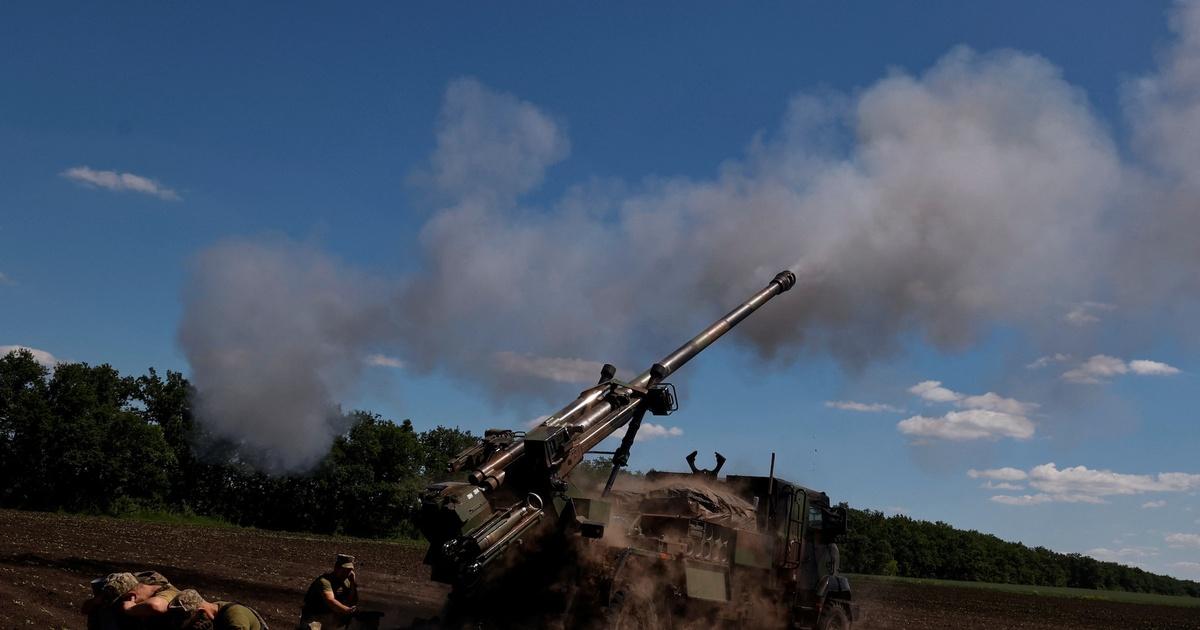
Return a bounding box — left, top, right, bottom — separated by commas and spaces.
852, 576, 1200, 630
0, 509, 448, 629
1, 509, 1196, 629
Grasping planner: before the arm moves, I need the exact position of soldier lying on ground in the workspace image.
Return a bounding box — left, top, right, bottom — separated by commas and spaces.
169, 588, 269, 630
297, 553, 358, 629
81, 571, 180, 629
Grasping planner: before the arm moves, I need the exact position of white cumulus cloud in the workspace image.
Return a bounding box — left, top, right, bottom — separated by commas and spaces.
1086, 547, 1159, 562
635, 422, 684, 442
1142, 500, 1168, 509
901, 383, 1038, 441
1129, 360, 1181, 376
991, 493, 1105, 505
0, 345, 59, 368
1062, 354, 1128, 383
1031, 463, 1200, 496
1165, 533, 1200, 549
968, 467, 1028, 481
61, 166, 180, 201
991, 494, 1054, 506
1062, 354, 1180, 383
909, 380, 961, 403
898, 409, 1035, 441
987, 463, 1200, 505
825, 400, 902, 412
959, 392, 1038, 415
1026, 353, 1071, 369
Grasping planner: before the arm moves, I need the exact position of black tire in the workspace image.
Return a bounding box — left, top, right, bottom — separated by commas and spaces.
604, 555, 666, 630
606, 589, 661, 630
817, 604, 850, 630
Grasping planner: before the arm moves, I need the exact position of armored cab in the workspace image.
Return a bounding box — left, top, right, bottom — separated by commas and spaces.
590, 453, 858, 629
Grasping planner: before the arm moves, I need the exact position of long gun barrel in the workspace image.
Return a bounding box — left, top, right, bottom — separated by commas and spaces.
418, 270, 797, 585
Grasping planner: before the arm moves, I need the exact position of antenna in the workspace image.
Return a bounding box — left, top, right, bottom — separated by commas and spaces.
767, 451, 776, 518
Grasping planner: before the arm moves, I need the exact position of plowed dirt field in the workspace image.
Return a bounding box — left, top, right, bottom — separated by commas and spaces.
0, 509, 1196, 629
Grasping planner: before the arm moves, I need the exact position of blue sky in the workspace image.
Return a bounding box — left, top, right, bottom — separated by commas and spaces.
3, 2, 1200, 579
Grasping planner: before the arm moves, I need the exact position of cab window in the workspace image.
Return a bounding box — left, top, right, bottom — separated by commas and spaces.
807, 504, 823, 529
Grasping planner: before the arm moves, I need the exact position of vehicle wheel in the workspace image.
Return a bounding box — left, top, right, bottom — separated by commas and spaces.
605, 569, 663, 629
817, 605, 850, 630
607, 589, 660, 630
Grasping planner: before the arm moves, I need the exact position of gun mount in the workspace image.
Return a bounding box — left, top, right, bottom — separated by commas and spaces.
417, 270, 797, 587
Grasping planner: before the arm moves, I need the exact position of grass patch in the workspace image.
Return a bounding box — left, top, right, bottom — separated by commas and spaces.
848, 573, 1200, 608
84, 507, 429, 547
111, 508, 238, 529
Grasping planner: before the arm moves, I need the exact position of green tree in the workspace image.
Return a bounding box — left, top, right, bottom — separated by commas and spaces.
0, 349, 53, 505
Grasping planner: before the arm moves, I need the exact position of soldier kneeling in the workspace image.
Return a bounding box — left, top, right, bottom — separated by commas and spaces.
297, 554, 358, 629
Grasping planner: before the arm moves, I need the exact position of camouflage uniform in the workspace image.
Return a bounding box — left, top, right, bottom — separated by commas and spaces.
297, 554, 358, 630
88, 571, 182, 630
171, 589, 270, 630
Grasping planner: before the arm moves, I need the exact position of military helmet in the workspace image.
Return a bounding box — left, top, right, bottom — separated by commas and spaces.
169, 589, 207, 613
99, 572, 139, 605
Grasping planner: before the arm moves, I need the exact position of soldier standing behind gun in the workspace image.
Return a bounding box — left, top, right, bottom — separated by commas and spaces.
297, 554, 358, 629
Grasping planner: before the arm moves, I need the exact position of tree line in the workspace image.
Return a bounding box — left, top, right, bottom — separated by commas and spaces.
1, 348, 1197, 597
839, 508, 1200, 597
0, 349, 476, 538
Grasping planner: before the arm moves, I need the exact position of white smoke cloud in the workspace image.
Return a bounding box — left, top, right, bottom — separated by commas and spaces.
178, 238, 388, 471
365, 354, 405, 369
179, 3, 1200, 470
1063, 301, 1114, 326
61, 166, 180, 201
493, 352, 610, 385
1119, 1, 1200, 302
410, 77, 570, 204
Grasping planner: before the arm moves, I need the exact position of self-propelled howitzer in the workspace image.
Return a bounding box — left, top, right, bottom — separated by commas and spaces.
417, 270, 797, 587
